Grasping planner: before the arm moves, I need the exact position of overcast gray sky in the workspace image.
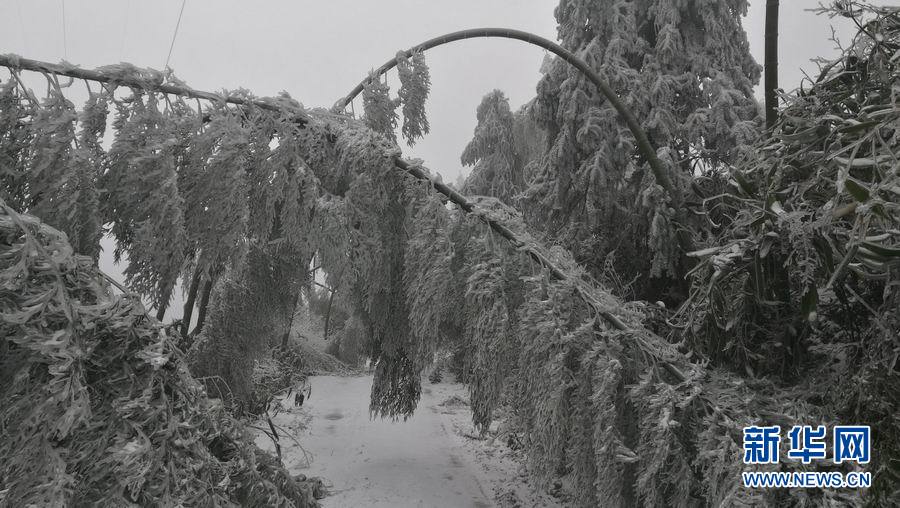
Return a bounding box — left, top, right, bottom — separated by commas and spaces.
1, 1, 871, 182
0, 0, 875, 320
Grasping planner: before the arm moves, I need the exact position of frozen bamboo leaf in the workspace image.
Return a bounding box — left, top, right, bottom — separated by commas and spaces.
362, 75, 398, 142
397, 51, 431, 145
844, 179, 870, 202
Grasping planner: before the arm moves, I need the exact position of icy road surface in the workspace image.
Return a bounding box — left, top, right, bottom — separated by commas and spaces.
258, 374, 563, 508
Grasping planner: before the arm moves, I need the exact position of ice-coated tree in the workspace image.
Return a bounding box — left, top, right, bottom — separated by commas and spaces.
461, 91, 518, 203
362, 75, 399, 142
528, 0, 761, 301
461, 90, 544, 206
396, 51, 431, 145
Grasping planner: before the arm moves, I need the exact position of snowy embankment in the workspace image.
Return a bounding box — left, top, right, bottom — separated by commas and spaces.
256, 375, 563, 507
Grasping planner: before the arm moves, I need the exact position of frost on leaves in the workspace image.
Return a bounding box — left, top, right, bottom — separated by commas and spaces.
528, 0, 761, 298
362, 75, 399, 143
396, 51, 431, 145
102, 92, 189, 312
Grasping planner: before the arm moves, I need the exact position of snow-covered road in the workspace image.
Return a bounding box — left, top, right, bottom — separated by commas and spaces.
259, 375, 498, 507
258, 374, 564, 507
297, 375, 493, 507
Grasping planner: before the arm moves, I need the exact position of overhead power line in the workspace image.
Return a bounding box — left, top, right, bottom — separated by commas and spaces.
165, 0, 188, 69
60, 0, 68, 59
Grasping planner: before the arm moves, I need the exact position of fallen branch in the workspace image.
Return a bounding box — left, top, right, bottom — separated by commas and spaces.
265, 410, 282, 461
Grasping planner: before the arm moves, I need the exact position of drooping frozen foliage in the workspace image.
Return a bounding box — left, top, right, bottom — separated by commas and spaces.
102, 92, 189, 314
362, 75, 399, 142
1, 3, 898, 504
461, 91, 521, 205
0, 204, 318, 507
528, 0, 761, 299
396, 51, 431, 145
27, 87, 106, 261
681, 4, 900, 502
189, 243, 311, 411
404, 193, 454, 367
180, 107, 251, 279
452, 3, 897, 505
465, 239, 524, 433
0, 79, 32, 212
345, 157, 424, 418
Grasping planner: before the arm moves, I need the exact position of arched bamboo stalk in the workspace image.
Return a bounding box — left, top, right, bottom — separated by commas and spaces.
334, 27, 681, 207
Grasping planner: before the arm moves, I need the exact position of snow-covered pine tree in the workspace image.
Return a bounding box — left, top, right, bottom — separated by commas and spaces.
528, 0, 761, 301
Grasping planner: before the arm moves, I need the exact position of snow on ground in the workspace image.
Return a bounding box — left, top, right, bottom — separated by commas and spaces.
256, 374, 564, 508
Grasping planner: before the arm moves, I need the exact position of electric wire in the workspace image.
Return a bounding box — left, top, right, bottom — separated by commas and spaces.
60, 0, 68, 59
164, 0, 187, 69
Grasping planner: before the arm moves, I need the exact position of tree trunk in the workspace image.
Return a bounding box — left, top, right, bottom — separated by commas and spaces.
323, 290, 336, 340
765, 0, 780, 129
192, 277, 214, 336
282, 289, 303, 349
155, 301, 167, 321
180, 266, 202, 338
